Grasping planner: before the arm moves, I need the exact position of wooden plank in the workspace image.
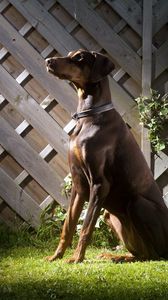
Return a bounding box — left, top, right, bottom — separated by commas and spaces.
6, 27, 32, 63
0, 13, 139, 140
9, 0, 81, 55
155, 39, 168, 79
0, 145, 4, 155
106, 0, 142, 36
0, 5, 140, 136
0, 22, 32, 62
123, 105, 141, 134
15, 120, 29, 135
0, 65, 68, 158
4, 3, 139, 123
15, 144, 55, 185
39, 144, 53, 159
0, 94, 5, 104
105, 76, 141, 139
109, 76, 134, 115
107, 0, 168, 37
0, 14, 77, 113
142, 0, 152, 96
64, 119, 77, 134
19, 22, 32, 36
43, 0, 56, 10
40, 195, 54, 210
0, 0, 9, 13
15, 170, 28, 185
113, 69, 126, 82
58, 0, 142, 83
1, 96, 67, 189
15, 144, 54, 186
153, 0, 168, 34
0, 117, 68, 210
9, 0, 80, 55
16, 69, 30, 84
0, 198, 6, 213
164, 192, 168, 208
0, 168, 41, 228
0, 205, 23, 230
0, 47, 8, 60
1, 76, 54, 160
40, 95, 54, 109
41, 45, 54, 59
141, 0, 152, 167
1, 95, 54, 155
154, 152, 168, 180
113, 19, 126, 34
66, 20, 78, 33
0, 215, 18, 229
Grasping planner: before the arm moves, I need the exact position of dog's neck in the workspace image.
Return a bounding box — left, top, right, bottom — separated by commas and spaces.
74, 77, 112, 113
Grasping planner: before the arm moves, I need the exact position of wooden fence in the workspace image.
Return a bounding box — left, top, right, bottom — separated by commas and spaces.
0, 0, 168, 228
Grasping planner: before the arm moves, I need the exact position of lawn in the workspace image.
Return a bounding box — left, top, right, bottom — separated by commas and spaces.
0, 224, 168, 300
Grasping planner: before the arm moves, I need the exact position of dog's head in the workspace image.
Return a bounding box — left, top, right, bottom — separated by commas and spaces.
46, 49, 114, 86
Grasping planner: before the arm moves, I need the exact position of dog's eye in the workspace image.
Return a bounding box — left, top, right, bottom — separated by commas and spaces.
72, 53, 84, 62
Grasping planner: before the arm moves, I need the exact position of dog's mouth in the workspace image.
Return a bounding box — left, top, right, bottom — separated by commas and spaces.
47, 67, 71, 80
46, 66, 62, 78
46, 66, 56, 75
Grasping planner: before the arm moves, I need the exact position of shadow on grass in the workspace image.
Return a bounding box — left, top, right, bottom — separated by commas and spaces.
1, 274, 168, 300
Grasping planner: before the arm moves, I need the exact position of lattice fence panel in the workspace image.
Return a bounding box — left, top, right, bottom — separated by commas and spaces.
0, 0, 167, 228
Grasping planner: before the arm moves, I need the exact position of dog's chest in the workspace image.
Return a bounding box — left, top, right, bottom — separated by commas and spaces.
69, 124, 100, 163
69, 135, 87, 163
69, 139, 82, 162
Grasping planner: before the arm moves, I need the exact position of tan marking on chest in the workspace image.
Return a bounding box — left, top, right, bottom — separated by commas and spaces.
73, 145, 82, 161
70, 139, 83, 162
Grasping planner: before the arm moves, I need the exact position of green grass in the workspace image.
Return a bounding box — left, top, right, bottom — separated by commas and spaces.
1, 224, 168, 300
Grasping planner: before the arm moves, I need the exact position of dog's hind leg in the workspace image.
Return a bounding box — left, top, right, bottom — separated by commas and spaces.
97, 211, 136, 263
128, 195, 168, 260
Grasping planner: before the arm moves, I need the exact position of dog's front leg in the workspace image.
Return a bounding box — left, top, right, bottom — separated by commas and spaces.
67, 180, 109, 263
46, 188, 85, 262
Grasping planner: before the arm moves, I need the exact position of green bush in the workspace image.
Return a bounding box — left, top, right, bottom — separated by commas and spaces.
136, 90, 168, 153
36, 204, 66, 241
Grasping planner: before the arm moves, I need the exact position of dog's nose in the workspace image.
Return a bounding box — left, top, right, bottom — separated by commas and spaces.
45, 58, 53, 66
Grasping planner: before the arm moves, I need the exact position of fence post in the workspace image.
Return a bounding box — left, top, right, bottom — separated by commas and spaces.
141, 0, 153, 168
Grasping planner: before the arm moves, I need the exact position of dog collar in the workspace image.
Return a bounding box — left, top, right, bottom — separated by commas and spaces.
72, 103, 114, 120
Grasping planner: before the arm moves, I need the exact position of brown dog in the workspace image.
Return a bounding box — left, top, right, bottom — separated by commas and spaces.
46, 49, 168, 263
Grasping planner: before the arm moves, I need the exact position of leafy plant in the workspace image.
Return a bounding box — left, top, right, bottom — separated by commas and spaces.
37, 203, 66, 241
136, 90, 168, 153
61, 173, 72, 198
36, 176, 71, 242
76, 204, 117, 248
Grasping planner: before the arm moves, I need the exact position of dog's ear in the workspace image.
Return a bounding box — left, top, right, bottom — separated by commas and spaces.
90, 52, 115, 82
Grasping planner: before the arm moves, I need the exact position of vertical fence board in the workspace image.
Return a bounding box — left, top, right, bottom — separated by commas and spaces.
141, 0, 153, 167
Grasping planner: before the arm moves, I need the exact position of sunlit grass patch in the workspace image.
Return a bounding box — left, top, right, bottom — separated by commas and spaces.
1, 224, 168, 300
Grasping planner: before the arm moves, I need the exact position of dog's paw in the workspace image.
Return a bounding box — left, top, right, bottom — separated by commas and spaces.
44, 255, 56, 262
97, 253, 114, 260
97, 253, 135, 263
44, 254, 63, 262
66, 257, 76, 264
111, 255, 135, 263
66, 256, 84, 264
